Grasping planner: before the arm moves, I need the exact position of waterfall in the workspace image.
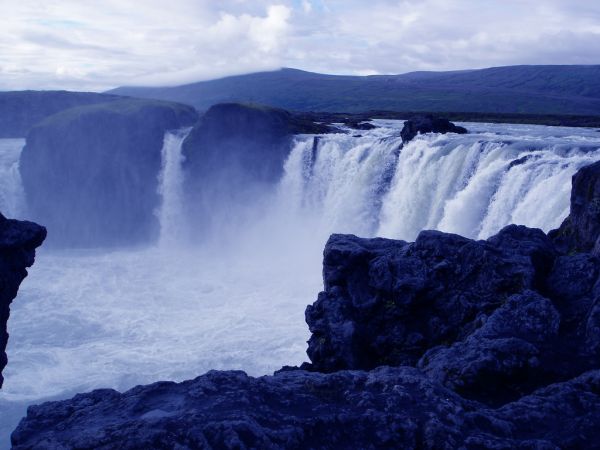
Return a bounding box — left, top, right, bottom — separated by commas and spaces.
278, 121, 600, 241
278, 129, 402, 238
157, 128, 192, 246
0, 139, 26, 219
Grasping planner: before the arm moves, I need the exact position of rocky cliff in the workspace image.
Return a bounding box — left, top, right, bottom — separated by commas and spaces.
20, 99, 198, 247
400, 115, 468, 143
0, 213, 46, 389
182, 103, 330, 234
11, 162, 600, 448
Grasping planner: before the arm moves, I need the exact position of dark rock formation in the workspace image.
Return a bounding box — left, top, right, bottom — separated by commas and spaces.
306, 227, 556, 374
400, 115, 468, 143
0, 213, 46, 388
11, 368, 600, 449
12, 161, 600, 449
340, 119, 377, 130
182, 103, 329, 234
20, 99, 198, 247
549, 160, 600, 254
0, 91, 122, 138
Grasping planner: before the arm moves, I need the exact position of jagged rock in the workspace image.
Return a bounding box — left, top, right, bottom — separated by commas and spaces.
20, 99, 198, 247
12, 367, 600, 449
549, 160, 600, 254
400, 115, 467, 143
305, 226, 556, 374
0, 213, 46, 388
418, 291, 560, 403
12, 161, 600, 448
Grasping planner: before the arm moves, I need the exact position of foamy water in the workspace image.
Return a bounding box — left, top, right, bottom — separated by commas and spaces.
1, 120, 600, 446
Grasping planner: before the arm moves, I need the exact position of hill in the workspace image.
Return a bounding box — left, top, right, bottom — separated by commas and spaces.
0, 91, 122, 137
108, 65, 600, 116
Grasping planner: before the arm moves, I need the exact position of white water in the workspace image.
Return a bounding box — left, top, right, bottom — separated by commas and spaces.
1, 121, 600, 446
0, 139, 26, 219
280, 120, 600, 241
157, 127, 192, 247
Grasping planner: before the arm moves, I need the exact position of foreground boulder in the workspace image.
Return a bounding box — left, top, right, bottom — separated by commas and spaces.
20, 99, 198, 247
400, 115, 467, 143
0, 213, 45, 388
182, 103, 330, 233
12, 162, 600, 448
13, 367, 600, 449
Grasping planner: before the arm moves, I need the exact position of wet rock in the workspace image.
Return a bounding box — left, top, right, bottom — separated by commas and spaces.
182, 103, 329, 234
20, 99, 198, 247
305, 226, 556, 373
0, 213, 46, 388
12, 160, 600, 449
400, 115, 467, 143
12, 367, 600, 449
549, 160, 600, 255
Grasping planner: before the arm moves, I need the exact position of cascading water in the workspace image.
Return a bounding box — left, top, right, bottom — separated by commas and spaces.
0, 139, 26, 219
1, 121, 600, 448
279, 120, 600, 242
278, 127, 401, 238
157, 127, 192, 247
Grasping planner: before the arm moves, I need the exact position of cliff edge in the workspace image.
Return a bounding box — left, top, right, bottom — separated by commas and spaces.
0, 213, 46, 389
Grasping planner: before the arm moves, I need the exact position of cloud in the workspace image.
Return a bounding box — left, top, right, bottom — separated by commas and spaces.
1, 0, 599, 91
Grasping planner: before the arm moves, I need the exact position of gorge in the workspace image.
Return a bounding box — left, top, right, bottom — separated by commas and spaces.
1, 102, 600, 448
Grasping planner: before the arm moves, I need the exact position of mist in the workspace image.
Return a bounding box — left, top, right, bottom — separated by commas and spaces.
2, 119, 600, 445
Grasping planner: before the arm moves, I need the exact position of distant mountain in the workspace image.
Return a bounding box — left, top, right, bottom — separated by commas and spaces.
108, 65, 600, 116
0, 91, 121, 137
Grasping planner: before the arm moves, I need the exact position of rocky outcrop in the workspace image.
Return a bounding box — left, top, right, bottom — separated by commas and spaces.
182, 103, 329, 233
304, 223, 600, 406
400, 115, 468, 143
0, 91, 121, 138
549, 160, 600, 254
0, 213, 46, 389
12, 162, 600, 449
13, 367, 600, 449
20, 99, 198, 247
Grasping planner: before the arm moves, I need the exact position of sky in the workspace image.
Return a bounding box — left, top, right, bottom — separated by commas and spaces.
2, 0, 600, 91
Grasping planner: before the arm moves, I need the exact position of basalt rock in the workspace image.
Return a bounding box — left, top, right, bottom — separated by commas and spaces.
0, 213, 46, 388
20, 99, 198, 247
549, 160, 600, 255
12, 161, 600, 449
400, 115, 468, 143
11, 367, 600, 449
305, 226, 557, 376
182, 103, 330, 234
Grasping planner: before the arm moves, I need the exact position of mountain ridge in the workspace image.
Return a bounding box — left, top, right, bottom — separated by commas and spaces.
108, 65, 600, 115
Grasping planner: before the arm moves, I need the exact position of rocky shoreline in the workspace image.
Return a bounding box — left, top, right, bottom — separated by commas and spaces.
9, 159, 600, 448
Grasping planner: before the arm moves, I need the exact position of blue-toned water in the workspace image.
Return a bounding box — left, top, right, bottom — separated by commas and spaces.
1, 121, 600, 447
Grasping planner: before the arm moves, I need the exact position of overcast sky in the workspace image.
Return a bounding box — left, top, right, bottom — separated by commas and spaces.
2, 0, 600, 91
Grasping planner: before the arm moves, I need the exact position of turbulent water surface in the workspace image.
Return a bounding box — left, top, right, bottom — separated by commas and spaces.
1, 120, 600, 446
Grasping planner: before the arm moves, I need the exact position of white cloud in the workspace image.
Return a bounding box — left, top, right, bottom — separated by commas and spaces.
1, 0, 599, 91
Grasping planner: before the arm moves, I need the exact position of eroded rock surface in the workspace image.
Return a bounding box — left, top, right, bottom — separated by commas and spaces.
400, 115, 468, 143
11, 162, 600, 449
20, 99, 198, 247
0, 213, 46, 388
182, 103, 330, 234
